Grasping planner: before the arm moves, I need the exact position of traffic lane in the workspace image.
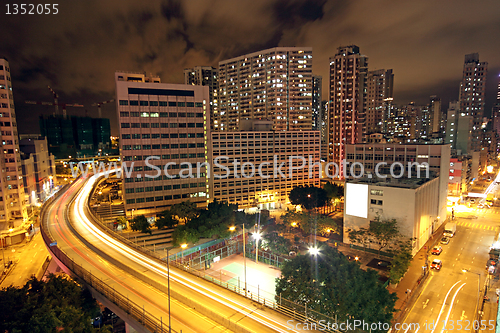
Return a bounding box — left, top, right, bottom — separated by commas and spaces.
72, 199, 303, 333
399, 222, 488, 331
0, 233, 49, 287
48, 185, 222, 333
71, 175, 309, 333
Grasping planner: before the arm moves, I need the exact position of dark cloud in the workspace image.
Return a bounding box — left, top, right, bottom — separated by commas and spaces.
0, 0, 499, 135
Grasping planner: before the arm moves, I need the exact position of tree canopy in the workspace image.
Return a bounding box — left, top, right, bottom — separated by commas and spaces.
172, 199, 255, 245
130, 215, 151, 234
323, 182, 344, 202
0, 274, 111, 333
281, 211, 339, 236
348, 215, 401, 255
275, 246, 396, 330
288, 185, 327, 210
169, 201, 199, 224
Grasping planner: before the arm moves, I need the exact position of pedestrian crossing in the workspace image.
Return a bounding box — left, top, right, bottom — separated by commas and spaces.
456, 221, 499, 231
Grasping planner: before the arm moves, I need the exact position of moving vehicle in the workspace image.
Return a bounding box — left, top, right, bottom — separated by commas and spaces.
478, 203, 485, 209
431, 259, 442, 270
441, 237, 450, 245
486, 194, 494, 207
443, 223, 456, 238
432, 246, 443, 255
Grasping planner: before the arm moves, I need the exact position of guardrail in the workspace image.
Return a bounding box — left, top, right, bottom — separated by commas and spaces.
85, 177, 347, 332
40, 177, 176, 333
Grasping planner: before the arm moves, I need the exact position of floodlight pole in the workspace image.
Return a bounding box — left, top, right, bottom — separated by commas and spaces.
243, 223, 247, 296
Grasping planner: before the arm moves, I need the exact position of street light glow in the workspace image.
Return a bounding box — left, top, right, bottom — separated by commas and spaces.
309, 247, 320, 255
181, 243, 187, 249
253, 232, 261, 240
229, 226, 236, 231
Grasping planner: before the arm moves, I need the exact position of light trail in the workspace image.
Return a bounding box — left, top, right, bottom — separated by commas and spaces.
72, 171, 305, 333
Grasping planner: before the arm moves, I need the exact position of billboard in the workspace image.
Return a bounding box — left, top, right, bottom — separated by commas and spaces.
345, 183, 368, 218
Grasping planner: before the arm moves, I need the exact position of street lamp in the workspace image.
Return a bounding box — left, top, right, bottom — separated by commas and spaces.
462, 268, 481, 331
229, 224, 247, 296
309, 246, 320, 256
180, 243, 187, 265
253, 231, 261, 264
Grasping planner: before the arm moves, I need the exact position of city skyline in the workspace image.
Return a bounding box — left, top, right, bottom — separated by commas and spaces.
1, 1, 500, 135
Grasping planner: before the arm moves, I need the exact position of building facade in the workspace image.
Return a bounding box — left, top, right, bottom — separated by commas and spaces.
184, 66, 218, 131
328, 45, 368, 177
344, 176, 444, 255
211, 129, 321, 210
115, 72, 210, 218
312, 75, 322, 131
365, 69, 393, 134
458, 53, 488, 152
217, 47, 313, 132
19, 136, 56, 205
0, 58, 28, 229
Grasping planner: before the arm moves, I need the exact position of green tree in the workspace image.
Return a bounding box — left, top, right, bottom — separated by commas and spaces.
115, 216, 128, 229
262, 232, 292, 255
155, 210, 177, 230
169, 201, 199, 224
0, 274, 111, 333
281, 211, 339, 236
323, 182, 343, 202
288, 185, 327, 210
369, 216, 400, 255
130, 215, 151, 234
389, 239, 413, 284
276, 246, 396, 330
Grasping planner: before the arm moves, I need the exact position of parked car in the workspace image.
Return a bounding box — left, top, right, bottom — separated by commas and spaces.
441, 237, 450, 245
432, 246, 443, 255
431, 259, 442, 270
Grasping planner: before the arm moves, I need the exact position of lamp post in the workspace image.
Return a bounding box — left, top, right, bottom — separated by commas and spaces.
462, 269, 481, 332
1, 235, 5, 268
180, 243, 187, 265
230, 224, 247, 296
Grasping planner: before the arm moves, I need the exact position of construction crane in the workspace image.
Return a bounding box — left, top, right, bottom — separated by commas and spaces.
25, 100, 84, 118
92, 99, 114, 118
26, 85, 84, 118
48, 86, 58, 115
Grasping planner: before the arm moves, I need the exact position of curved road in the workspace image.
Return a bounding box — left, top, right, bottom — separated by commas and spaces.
45, 175, 310, 333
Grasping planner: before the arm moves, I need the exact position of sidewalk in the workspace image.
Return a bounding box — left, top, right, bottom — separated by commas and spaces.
479, 273, 500, 332
389, 222, 447, 321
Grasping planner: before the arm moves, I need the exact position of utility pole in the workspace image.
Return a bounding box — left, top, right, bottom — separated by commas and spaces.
243, 223, 247, 296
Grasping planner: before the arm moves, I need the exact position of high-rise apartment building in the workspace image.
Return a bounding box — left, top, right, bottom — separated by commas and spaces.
445, 101, 459, 146
312, 75, 322, 131
217, 47, 313, 132
365, 69, 393, 134
115, 72, 210, 218
328, 45, 368, 177
458, 53, 487, 152
429, 95, 442, 134
492, 74, 500, 136
0, 58, 28, 228
184, 66, 218, 130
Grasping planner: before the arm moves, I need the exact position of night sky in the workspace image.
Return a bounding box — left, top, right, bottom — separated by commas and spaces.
1, 0, 500, 136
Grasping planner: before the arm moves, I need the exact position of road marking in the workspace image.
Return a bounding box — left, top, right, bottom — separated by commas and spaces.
431, 280, 462, 333
423, 299, 429, 309
440, 283, 466, 333
460, 310, 467, 320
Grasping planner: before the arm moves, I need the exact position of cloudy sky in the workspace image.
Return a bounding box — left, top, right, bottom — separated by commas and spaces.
2, 0, 500, 135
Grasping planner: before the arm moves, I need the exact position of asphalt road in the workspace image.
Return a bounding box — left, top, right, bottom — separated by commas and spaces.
398, 182, 500, 332
0, 232, 49, 288
46, 175, 311, 333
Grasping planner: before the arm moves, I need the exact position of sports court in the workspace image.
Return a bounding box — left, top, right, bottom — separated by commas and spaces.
204, 253, 282, 300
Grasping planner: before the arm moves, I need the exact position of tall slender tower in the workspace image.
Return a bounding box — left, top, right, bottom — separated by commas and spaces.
0, 58, 28, 229
365, 69, 394, 134
217, 47, 313, 132
458, 53, 487, 152
312, 75, 322, 131
184, 66, 218, 130
328, 45, 368, 177
492, 74, 500, 136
